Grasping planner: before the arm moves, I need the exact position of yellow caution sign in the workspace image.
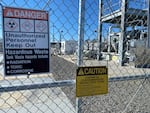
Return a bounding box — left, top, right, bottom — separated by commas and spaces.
76, 66, 108, 97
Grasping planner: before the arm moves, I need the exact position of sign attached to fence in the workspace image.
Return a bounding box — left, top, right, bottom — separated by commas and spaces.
76, 66, 108, 97
3, 7, 50, 76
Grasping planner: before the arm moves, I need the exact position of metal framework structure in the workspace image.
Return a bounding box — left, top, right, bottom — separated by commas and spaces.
98, 0, 148, 66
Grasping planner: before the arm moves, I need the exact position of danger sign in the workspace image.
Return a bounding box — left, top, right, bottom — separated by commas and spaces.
76, 66, 108, 97
3, 7, 48, 20
3, 6, 50, 76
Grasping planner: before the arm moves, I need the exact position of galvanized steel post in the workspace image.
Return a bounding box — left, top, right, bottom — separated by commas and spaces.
77, 0, 85, 113
148, 0, 150, 48
77, 0, 85, 66
97, 0, 103, 60
119, 0, 127, 66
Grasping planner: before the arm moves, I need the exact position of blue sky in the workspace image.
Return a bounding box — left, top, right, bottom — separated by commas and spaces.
0, 0, 99, 42
0, 0, 148, 42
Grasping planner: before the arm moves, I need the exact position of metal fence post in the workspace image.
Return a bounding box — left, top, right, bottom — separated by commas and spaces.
77, 0, 85, 66
119, 0, 127, 66
97, 0, 103, 60
147, 0, 150, 48
76, 0, 85, 113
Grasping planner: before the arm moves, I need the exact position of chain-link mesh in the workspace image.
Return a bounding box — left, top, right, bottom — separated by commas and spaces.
77, 0, 150, 112
0, 0, 150, 113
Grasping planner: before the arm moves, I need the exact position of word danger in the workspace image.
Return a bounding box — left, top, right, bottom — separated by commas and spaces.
4, 7, 48, 20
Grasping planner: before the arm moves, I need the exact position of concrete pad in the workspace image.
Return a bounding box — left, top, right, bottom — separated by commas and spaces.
0, 54, 75, 113
0, 77, 75, 113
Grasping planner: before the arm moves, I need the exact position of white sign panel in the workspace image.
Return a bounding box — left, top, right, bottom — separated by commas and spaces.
5, 32, 48, 49
3, 7, 50, 76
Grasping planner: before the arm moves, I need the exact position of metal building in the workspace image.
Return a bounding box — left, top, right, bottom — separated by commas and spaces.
61, 40, 77, 55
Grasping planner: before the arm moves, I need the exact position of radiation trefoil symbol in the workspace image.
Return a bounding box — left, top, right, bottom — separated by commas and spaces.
6, 19, 18, 31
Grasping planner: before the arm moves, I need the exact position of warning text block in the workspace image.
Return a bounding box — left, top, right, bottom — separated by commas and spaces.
76, 66, 108, 97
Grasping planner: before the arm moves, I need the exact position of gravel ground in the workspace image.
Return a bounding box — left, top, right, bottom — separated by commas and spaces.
51, 55, 150, 113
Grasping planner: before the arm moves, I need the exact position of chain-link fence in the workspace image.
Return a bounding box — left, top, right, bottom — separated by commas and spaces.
0, 0, 150, 113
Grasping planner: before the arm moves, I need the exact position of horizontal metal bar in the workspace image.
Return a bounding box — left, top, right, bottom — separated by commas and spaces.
0, 80, 75, 93
109, 74, 150, 82
0, 74, 150, 93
